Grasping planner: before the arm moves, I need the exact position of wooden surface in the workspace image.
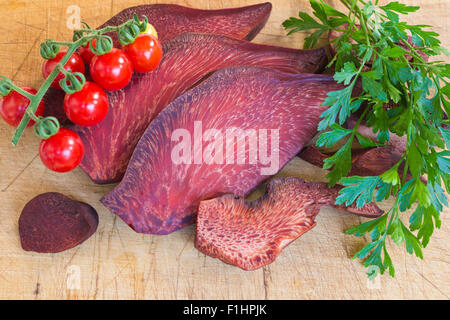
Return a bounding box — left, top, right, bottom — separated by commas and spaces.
0, 0, 449, 300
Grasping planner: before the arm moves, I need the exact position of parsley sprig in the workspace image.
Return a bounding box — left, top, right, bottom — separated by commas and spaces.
283, 0, 449, 278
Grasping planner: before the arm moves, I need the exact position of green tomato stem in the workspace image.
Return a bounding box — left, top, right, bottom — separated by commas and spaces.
51, 41, 76, 47
9, 84, 35, 100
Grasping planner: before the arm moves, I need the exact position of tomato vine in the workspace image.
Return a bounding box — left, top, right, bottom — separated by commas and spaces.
0, 14, 149, 146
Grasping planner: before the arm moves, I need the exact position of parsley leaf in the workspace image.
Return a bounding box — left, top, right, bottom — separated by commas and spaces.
336, 176, 380, 208
316, 124, 351, 148
334, 62, 358, 85
380, 2, 420, 15
323, 138, 352, 185
318, 86, 355, 130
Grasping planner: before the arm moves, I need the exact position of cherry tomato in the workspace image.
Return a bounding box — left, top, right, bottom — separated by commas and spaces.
142, 23, 158, 39
78, 39, 97, 65
0, 87, 44, 127
90, 48, 133, 91
64, 81, 108, 126
39, 128, 84, 172
42, 50, 85, 90
123, 34, 162, 73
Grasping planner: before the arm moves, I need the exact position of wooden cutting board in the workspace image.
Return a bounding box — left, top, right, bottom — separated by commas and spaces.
0, 0, 448, 300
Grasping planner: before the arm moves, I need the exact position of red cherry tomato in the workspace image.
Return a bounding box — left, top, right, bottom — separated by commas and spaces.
39, 128, 84, 172
78, 39, 97, 65
0, 87, 44, 127
42, 50, 85, 90
89, 48, 133, 91
123, 34, 162, 73
64, 82, 108, 126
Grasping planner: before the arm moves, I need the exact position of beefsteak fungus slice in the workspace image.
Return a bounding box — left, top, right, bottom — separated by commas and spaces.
101, 66, 345, 235
43, 2, 272, 123
19, 193, 99, 253
74, 33, 327, 184
195, 177, 383, 270
299, 145, 413, 180
99, 3, 272, 44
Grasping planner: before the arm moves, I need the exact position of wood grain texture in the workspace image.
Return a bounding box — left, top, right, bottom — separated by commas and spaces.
0, 0, 449, 300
